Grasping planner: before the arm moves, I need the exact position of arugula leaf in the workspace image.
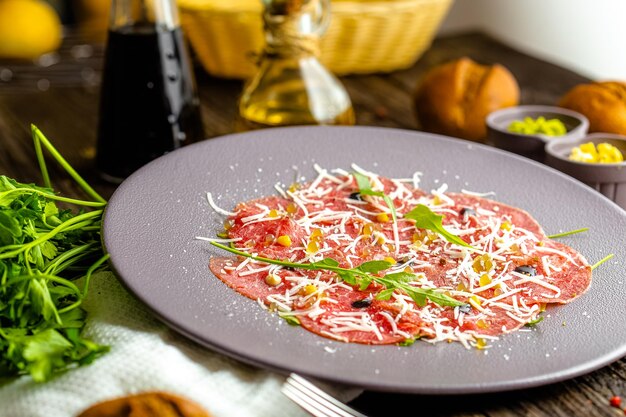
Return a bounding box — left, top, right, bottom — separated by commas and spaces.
525, 316, 544, 327
375, 288, 395, 301
397, 336, 421, 346
353, 172, 397, 222
404, 204, 470, 248
356, 260, 393, 274
279, 314, 301, 326
208, 241, 465, 308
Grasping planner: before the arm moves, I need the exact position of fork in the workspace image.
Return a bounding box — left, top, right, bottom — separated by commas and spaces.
281, 373, 368, 417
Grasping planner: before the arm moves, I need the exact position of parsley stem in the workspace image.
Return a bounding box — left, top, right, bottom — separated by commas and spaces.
44, 242, 99, 275
0, 210, 103, 259
591, 253, 614, 270
547, 228, 589, 239
0, 188, 107, 207
81, 253, 110, 299
31, 125, 107, 204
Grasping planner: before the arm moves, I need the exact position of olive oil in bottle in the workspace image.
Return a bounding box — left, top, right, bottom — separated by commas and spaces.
237, 0, 354, 130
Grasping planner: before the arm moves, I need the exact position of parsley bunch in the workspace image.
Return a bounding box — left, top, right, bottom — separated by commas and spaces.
0, 126, 109, 382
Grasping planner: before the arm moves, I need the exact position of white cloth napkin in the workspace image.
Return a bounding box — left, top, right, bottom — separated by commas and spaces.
0, 271, 361, 417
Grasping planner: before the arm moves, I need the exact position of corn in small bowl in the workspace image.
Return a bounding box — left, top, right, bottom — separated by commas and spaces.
545, 133, 626, 210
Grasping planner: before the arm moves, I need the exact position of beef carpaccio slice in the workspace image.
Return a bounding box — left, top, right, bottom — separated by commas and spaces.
207, 170, 592, 348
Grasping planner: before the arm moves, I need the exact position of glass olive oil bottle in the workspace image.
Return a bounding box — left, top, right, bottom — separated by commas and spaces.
237, 0, 354, 130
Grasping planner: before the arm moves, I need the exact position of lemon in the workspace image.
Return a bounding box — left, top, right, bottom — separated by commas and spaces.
0, 0, 62, 59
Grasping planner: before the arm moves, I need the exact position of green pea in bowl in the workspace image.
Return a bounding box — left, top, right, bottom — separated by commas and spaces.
487, 105, 589, 161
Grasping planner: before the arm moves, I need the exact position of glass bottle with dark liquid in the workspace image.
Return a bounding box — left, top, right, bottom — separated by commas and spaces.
236, 0, 354, 131
96, 0, 203, 182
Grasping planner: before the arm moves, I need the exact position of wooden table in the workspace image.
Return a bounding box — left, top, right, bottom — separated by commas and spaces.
1, 31, 623, 417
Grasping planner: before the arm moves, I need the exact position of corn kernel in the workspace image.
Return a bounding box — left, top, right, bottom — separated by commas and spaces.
223, 219, 234, 230
276, 235, 292, 247
476, 319, 489, 329
472, 254, 493, 273
286, 203, 298, 214
501, 221, 512, 231
493, 287, 504, 296
306, 241, 319, 254
383, 257, 396, 265
539, 303, 547, 312
362, 223, 375, 236
301, 284, 317, 296
288, 183, 300, 193
265, 273, 282, 286
264, 234, 275, 245
376, 213, 390, 223
268, 209, 279, 218
479, 274, 492, 287
310, 229, 324, 241
475, 338, 487, 350
569, 142, 624, 163
412, 230, 432, 243
432, 195, 442, 205
456, 282, 468, 292
404, 266, 414, 274
469, 295, 482, 308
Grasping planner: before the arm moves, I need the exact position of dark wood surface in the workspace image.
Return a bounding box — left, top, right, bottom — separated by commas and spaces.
1, 30, 622, 417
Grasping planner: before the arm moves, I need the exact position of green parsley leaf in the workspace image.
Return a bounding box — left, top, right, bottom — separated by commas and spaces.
22, 329, 73, 382
0, 127, 110, 382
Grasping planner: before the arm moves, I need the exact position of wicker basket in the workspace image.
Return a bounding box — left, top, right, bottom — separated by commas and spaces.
177, 0, 454, 79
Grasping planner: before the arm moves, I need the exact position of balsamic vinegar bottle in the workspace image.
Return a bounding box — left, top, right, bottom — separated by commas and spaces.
96, 0, 203, 182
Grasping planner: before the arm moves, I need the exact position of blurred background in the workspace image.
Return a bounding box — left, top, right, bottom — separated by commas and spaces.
1, 0, 624, 78
442, 0, 626, 80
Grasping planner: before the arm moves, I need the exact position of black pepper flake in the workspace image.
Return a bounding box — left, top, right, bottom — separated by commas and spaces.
514, 265, 537, 277
348, 192, 363, 201
460, 207, 476, 221
351, 298, 372, 308
439, 258, 447, 266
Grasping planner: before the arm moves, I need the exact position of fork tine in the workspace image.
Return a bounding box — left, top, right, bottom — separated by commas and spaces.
282, 382, 338, 417
283, 373, 367, 417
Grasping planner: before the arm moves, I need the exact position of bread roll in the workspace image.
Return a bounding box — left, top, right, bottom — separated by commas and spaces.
77, 392, 212, 417
413, 57, 520, 142
559, 81, 626, 135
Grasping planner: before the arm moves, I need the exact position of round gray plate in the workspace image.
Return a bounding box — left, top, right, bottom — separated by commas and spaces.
103, 126, 626, 394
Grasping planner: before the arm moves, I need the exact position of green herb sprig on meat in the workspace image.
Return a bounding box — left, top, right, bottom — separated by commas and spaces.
208, 241, 466, 308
